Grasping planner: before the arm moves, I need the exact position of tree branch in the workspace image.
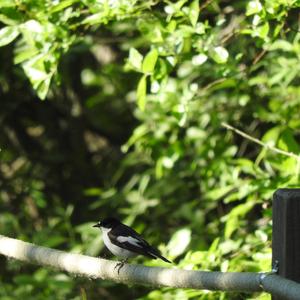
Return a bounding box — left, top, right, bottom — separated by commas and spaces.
1, 235, 300, 299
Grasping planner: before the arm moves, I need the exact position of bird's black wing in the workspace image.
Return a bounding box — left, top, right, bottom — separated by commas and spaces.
109, 224, 171, 263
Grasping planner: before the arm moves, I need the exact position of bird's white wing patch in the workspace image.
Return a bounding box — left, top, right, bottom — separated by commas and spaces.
117, 236, 143, 248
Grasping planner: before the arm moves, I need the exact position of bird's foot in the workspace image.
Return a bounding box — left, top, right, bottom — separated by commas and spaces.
114, 259, 127, 274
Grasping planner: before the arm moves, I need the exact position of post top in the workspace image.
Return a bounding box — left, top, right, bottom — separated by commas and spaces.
274, 189, 300, 199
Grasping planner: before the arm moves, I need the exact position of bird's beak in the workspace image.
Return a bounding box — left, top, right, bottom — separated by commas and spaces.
93, 223, 100, 228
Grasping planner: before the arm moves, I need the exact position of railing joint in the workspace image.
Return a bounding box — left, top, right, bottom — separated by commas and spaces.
258, 260, 279, 290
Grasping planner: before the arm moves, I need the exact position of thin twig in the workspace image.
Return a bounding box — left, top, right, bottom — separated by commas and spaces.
203, 78, 227, 91
200, 0, 214, 11
221, 122, 300, 160
221, 31, 236, 44
252, 49, 267, 65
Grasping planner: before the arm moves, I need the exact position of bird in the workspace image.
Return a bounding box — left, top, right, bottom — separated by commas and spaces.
93, 217, 171, 272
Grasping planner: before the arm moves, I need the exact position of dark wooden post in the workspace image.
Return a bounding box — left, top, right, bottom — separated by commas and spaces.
272, 189, 300, 299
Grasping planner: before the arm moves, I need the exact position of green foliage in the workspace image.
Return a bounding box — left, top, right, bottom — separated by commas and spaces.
1, 0, 300, 299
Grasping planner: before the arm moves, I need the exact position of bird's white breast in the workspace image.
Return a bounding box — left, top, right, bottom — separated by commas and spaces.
101, 227, 137, 259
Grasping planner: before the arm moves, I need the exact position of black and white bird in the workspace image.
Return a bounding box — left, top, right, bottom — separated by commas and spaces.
93, 217, 171, 271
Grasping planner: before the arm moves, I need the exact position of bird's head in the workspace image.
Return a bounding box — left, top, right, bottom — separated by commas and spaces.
93, 217, 120, 229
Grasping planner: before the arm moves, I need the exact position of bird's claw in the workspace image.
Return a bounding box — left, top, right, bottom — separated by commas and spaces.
114, 260, 127, 274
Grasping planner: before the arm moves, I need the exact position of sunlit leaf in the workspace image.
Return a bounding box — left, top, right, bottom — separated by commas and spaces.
0, 25, 20, 47
262, 126, 281, 146
167, 228, 191, 258
255, 22, 269, 39
129, 47, 143, 70
269, 40, 293, 52
192, 53, 207, 65
49, 0, 78, 13
246, 0, 263, 16
137, 75, 147, 111
142, 49, 158, 74
22, 54, 54, 99
224, 201, 255, 238
0, 0, 17, 7
189, 0, 199, 27
278, 128, 300, 153
210, 46, 229, 64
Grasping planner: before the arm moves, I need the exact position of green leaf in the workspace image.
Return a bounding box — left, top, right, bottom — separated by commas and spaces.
192, 53, 207, 65
211, 46, 229, 64
0, 25, 19, 47
269, 40, 293, 52
82, 13, 104, 25
22, 55, 48, 88
246, 0, 263, 16
277, 157, 299, 176
206, 186, 236, 201
22, 54, 53, 100
36, 76, 52, 100
224, 201, 255, 238
0, 0, 17, 7
49, 0, 78, 13
128, 48, 143, 70
122, 124, 149, 153
262, 126, 281, 146
255, 22, 269, 39
278, 128, 300, 154
142, 49, 158, 74
137, 75, 147, 111
167, 228, 191, 258
14, 46, 39, 64
189, 0, 199, 27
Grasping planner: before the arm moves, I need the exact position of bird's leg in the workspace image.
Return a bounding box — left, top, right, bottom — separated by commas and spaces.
114, 259, 128, 274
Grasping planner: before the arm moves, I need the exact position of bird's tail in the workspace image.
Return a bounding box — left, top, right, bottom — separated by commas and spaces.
155, 253, 172, 263
148, 248, 172, 263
